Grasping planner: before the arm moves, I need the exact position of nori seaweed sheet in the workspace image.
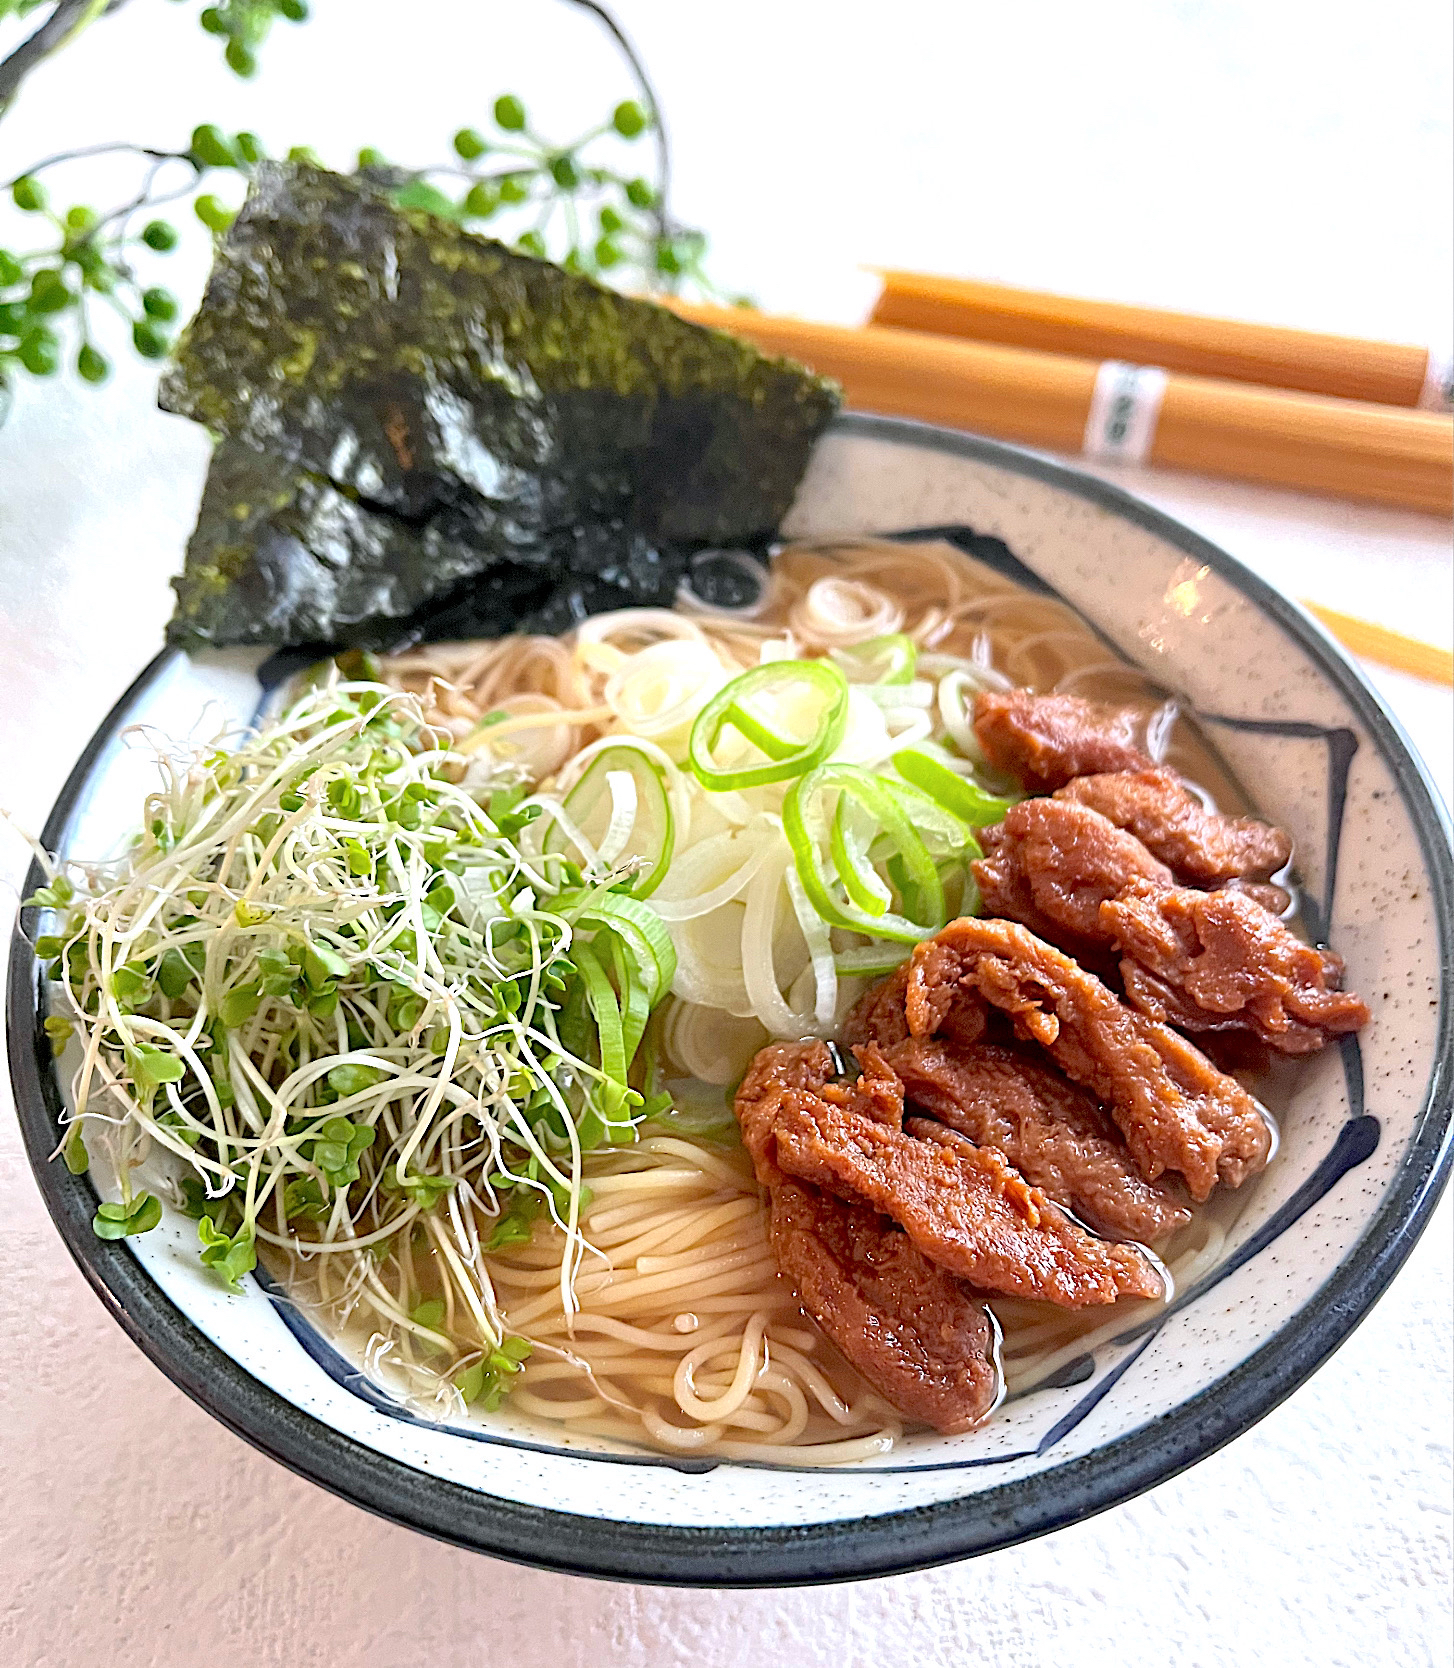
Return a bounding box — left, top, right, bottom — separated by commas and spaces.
159, 163, 839, 651
169, 438, 545, 651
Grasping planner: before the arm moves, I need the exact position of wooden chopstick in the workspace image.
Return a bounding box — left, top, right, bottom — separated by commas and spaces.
869, 272, 1452, 412
1300, 602, 1454, 687
666, 301, 1454, 517
663, 301, 1453, 687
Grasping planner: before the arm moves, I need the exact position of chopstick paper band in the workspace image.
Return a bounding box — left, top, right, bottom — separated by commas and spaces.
1083, 361, 1168, 463
1418, 349, 1454, 413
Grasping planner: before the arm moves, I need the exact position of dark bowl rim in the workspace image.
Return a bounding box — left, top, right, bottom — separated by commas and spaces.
9, 411, 1452, 1587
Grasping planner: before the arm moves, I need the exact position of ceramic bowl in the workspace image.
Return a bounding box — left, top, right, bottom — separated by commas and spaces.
9, 415, 1452, 1585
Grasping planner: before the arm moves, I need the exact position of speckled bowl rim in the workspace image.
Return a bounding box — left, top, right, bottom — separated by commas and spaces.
9, 413, 1453, 1586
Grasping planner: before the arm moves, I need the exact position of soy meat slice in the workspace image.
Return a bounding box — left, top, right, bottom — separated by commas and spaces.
735, 1043, 1003, 1431
1056, 767, 1291, 885
971, 800, 1362, 1056
905, 918, 1272, 1200
735, 1042, 1165, 1307
973, 797, 1173, 958
840, 962, 988, 1052
971, 690, 1153, 790
887, 1038, 1192, 1243
768, 1180, 1002, 1434
1105, 883, 1370, 1056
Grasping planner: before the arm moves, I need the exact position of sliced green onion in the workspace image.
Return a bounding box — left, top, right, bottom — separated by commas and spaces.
563, 889, 677, 1009
830, 632, 917, 685
833, 940, 915, 977
608, 931, 652, 1067
892, 745, 1017, 827
782, 763, 944, 944
688, 660, 849, 791
573, 943, 627, 1093
883, 779, 985, 860
830, 793, 892, 917
549, 743, 675, 897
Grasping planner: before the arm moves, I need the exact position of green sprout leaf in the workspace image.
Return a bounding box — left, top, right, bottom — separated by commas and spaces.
128, 1044, 185, 1090
12, 176, 46, 213
157, 949, 193, 999
327, 1062, 383, 1098
197, 1215, 257, 1289
93, 1193, 162, 1240
44, 1014, 75, 1055
63, 1125, 89, 1174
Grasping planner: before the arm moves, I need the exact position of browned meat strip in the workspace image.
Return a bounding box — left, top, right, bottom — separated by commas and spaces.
971, 799, 1358, 1055
768, 1180, 1002, 1434
743, 1044, 1165, 1308
905, 918, 1271, 1200
1220, 878, 1292, 916
840, 965, 913, 1048
736, 1043, 1003, 1429
974, 797, 1173, 952
737, 1039, 851, 1183
972, 689, 1154, 790
842, 961, 988, 1052
1105, 884, 1371, 1056
1057, 767, 1292, 885
887, 1038, 1192, 1243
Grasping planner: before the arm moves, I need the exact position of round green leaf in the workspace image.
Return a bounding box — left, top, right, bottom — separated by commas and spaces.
18, 328, 58, 376
142, 286, 178, 322
194, 195, 235, 234
12, 177, 45, 213
190, 124, 237, 169
612, 100, 648, 138
132, 319, 170, 360
27, 270, 71, 314
77, 344, 110, 384
493, 94, 527, 132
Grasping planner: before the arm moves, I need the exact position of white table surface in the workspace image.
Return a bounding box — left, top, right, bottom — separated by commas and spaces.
0, 4, 1449, 1664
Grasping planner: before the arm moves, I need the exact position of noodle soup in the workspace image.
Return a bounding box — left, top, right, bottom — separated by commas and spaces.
277, 536, 1290, 1460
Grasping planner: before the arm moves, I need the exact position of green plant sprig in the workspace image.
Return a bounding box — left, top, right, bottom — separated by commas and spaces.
0, 1, 734, 418
191, 0, 310, 80
0, 101, 731, 408
373, 90, 729, 292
